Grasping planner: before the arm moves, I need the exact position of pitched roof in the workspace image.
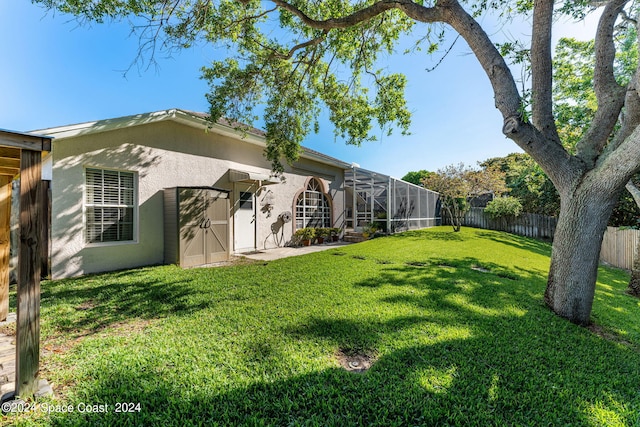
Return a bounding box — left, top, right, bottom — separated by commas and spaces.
32, 108, 351, 170
181, 110, 266, 137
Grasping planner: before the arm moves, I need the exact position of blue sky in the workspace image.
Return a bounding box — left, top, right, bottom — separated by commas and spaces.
1, 2, 597, 179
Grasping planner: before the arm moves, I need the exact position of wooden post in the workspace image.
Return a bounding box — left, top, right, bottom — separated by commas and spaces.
0, 175, 11, 321
16, 149, 42, 398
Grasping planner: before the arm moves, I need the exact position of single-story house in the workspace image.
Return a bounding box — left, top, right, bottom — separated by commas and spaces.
27, 109, 439, 279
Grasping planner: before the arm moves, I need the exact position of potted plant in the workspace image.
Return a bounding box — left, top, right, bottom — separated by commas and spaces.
316, 228, 331, 244
362, 223, 378, 239
330, 227, 341, 242
294, 227, 315, 246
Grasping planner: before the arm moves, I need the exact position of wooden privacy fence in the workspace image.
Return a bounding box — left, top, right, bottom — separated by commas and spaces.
443, 207, 640, 271
600, 226, 640, 270
448, 207, 557, 240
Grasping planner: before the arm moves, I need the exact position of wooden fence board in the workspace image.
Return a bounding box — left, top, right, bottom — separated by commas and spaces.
445, 208, 557, 240
600, 226, 640, 270
443, 208, 640, 271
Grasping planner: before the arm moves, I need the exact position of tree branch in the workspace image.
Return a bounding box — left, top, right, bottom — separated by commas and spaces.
278, 30, 328, 60
599, 15, 640, 164
531, 0, 559, 141
270, 0, 444, 29
594, 54, 640, 191
220, 7, 278, 32
576, 0, 628, 165
602, 72, 640, 156
625, 180, 640, 206
592, 124, 640, 193
271, 0, 396, 29
439, 0, 521, 119
620, 8, 638, 25
439, 0, 582, 191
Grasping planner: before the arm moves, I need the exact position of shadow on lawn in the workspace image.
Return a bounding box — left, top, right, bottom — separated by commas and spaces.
475, 230, 552, 257
40, 266, 213, 336
33, 243, 640, 426
43, 310, 640, 427
390, 229, 465, 242
354, 256, 546, 297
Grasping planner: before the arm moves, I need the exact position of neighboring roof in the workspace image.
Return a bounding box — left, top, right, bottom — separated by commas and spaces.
32, 108, 351, 170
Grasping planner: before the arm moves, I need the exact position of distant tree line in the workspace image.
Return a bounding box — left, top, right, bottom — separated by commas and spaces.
404, 152, 640, 228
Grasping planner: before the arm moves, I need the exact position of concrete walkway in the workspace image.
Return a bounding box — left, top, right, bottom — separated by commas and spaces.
240, 241, 352, 261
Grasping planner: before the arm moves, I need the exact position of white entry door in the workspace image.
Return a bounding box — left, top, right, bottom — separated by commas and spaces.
234, 190, 256, 252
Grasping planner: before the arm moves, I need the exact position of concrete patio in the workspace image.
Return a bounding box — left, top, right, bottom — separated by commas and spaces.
240, 241, 353, 261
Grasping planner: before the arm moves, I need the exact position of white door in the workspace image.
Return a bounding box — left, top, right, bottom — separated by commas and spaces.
234, 190, 256, 252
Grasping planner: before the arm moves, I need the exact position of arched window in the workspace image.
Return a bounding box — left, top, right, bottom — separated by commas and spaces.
295, 178, 331, 229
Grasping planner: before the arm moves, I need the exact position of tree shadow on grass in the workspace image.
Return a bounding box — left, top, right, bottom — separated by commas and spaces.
591, 266, 640, 344
388, 229, 465, 242
40, 266, 214, 338
40, 307, 640, 427
475, 230, 552, 257
28, 239, 640, 426
353, 257, 546, 304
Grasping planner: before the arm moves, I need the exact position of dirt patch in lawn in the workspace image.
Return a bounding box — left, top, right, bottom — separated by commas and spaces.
471, 265, 490, 273
335, 348, 378, 373
75, 300, 97, 311
587, 323, 636, 350
44, 318, 157, 356
41, 318, 158, 398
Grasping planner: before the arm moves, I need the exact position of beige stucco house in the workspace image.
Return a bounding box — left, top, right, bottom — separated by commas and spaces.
35, 109, 351, 279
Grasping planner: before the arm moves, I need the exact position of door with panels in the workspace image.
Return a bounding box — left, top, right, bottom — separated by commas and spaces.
164, 187, 230, 267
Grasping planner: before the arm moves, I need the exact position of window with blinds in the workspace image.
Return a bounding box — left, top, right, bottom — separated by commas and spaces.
85, 168, 136, 244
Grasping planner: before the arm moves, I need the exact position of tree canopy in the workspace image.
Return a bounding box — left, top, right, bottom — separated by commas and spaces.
423, 163, 507, 231
401, 170, 432, 186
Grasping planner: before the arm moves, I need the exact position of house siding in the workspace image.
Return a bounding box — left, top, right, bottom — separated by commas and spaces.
49, 120, 345, 279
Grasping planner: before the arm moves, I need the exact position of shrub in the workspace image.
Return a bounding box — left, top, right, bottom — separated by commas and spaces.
316, 228, 331, 238
485, 196, 523, 219
294, 227, 315, 241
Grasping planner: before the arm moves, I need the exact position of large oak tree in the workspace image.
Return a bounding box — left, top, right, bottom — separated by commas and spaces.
36, 0, 640, 325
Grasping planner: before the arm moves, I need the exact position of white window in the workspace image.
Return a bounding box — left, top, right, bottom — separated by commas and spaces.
85, 168, 136, 244
295, 178, 331, 229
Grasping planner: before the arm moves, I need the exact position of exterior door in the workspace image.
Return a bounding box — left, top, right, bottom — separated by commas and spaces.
204, 192, 229, 263
234, 190, 256, 252
179, 188, 229, 267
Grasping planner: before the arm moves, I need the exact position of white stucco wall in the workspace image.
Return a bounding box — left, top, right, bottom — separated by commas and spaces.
49, 120, 345, 279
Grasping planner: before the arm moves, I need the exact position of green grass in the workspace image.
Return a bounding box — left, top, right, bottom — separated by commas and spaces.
4, 227, 640, 426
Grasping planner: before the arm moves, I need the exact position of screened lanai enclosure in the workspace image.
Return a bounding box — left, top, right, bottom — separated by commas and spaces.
345, 166, 441, 233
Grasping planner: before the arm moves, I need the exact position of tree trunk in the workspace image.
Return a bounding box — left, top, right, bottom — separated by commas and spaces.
544, 185, 619, 325
444, 204, 461, 232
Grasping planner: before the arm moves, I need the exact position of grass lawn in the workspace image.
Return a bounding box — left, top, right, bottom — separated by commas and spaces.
4, 227, 640, 426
